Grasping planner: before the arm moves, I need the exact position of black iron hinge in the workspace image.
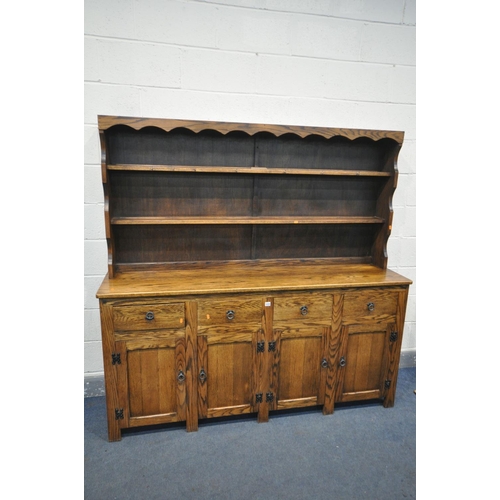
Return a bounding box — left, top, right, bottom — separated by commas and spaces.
257, 341, 265, 353
111, 353, 121, 365
115, 409, 124, 420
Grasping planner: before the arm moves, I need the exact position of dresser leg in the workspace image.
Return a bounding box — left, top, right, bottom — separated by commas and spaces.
257, 404, 269, 423
106, 413, 122, 442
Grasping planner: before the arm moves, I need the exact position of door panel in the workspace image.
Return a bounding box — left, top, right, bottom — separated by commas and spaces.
127, 347, 177, 417
273, 327, 328, 410
337, 323, 391, 402
278, 336, 322, 401
116, 336, 187, 427
341, 327, 386, 395
207, 340, 252, 408
198, 331, 256, 418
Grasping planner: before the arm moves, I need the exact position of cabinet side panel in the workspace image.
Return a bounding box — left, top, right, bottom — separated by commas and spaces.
100, 302, 121, 441
383, 287, 410, 407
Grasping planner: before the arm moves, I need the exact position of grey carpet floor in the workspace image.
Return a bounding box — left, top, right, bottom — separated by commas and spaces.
84, 367, 416, 500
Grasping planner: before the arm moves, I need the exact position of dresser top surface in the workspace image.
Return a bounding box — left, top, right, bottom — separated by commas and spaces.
96, 261, 412, 299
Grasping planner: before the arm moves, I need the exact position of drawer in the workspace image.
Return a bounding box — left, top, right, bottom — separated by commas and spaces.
342, 289, 398, 325
113, 303, 185, 331
273, 294, 333, 326
198, 297, 262, 328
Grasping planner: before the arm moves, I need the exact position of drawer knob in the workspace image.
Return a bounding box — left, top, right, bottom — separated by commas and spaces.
321, 358, 328, 369
300, 305, 308, 316
367, 302, 375, 312
145, 311, 155, 321
226, 310, 235, 320
177, 370, 186, 383
199, 369, 207, 383
339, 356, 346, 368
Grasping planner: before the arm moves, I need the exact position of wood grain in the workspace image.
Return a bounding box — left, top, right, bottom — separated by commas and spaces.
98, 115, 404, 144
96, 116, 412, 440
108, 164, 392, 177
97, 261, 412, 299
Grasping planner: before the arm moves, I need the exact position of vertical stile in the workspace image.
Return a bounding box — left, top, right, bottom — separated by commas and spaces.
185, 301, 198, 431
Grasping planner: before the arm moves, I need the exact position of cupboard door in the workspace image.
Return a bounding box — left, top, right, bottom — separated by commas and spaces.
335, 323, 392, 402
114, 334, 188, 429
197, 330, 259, 419
272, 327, 330, 410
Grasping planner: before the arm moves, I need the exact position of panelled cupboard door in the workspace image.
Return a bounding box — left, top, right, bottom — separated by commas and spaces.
272, 327, 330, 410
114, 334, 188, 429
335, 323, 392, 402
197, 330, 259, 418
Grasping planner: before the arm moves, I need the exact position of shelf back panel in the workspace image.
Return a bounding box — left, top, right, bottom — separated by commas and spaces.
255, 134, 398, 171
253, 224, 380, 260
105, 126, 399, 173
110, 171, 254, 218
107, 127, 255, 167
113, 225, 253, 264
254, 175, 386, 217
109, 171, 387, 218
112, 224, 380, 265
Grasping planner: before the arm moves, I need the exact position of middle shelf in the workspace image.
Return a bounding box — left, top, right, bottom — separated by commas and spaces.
110, 216, 385, 225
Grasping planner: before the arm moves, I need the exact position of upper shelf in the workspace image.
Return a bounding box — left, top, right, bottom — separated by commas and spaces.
98, 115, 405, 144
107, 164, 392, 177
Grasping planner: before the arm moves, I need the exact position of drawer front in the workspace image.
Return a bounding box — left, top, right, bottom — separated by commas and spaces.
198, 297, 262, 328
273, 294, 333, 326
342, 289, 398, 325
113, 303, 185, 331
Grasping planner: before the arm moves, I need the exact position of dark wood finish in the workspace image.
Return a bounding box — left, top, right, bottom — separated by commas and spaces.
99, 116, 403, 277
98, 116, 404, 143
96, 116, 412, 441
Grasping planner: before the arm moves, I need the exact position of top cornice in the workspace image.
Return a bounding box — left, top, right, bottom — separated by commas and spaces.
98, 115, 404, 144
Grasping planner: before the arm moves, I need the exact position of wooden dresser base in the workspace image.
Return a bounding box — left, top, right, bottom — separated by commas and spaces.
98, 261, 410, 442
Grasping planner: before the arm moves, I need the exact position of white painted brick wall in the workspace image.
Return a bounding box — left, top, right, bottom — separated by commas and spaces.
84, 0, 416, 378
